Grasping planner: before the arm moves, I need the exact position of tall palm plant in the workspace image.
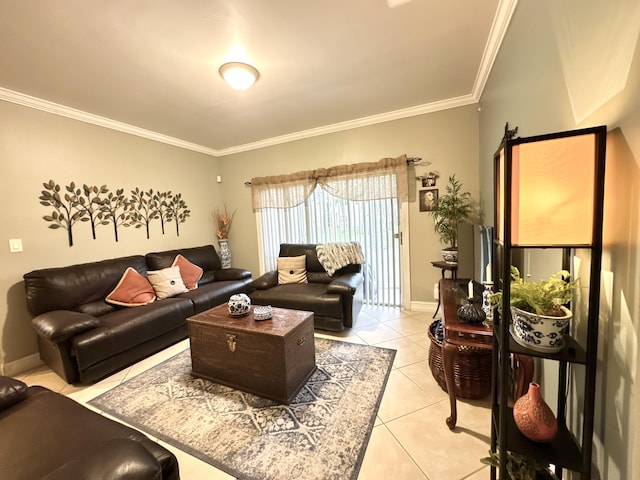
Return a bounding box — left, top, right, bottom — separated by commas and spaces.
429, 174, 473, 250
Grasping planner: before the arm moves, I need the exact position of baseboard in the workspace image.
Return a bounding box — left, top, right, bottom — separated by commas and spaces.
410, 301, 438, 312
1, 353, 42, 377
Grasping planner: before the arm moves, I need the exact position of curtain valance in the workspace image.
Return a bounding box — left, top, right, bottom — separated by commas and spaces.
250, 154, 408, 210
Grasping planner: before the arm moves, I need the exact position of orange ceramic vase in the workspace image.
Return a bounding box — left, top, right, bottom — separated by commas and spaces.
513, 382, 558, 442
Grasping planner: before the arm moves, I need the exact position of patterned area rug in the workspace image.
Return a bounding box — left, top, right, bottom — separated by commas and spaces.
89, 338, 395, 480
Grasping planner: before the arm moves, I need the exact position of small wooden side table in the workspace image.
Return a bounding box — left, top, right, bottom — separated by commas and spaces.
431, 261, 458, 318
440, 278, 492, 429
440, 278, 534, 430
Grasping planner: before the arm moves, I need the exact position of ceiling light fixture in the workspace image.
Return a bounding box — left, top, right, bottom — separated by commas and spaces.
219, 62, 260, 91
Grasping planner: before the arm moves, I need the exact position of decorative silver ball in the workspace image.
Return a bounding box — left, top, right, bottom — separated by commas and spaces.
228, 293, 251, 316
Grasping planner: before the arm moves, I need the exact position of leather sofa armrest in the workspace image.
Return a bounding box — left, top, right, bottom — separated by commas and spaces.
250, 271, 278, 290
32, 311, 101, 343
43, 439, 162, 480
327, 272, 364, 295
214, 267, 252, 281
0, 376, 28, 411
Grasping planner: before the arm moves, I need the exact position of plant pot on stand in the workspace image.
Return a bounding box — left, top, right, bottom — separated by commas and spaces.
440, 247, 458, 265
428, 175, 473, 267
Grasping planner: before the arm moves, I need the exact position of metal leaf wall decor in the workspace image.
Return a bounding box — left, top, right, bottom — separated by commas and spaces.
39, 180, 191, 247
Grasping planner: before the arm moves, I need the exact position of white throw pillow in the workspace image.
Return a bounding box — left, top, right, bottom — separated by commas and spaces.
147, 266, 188, 299
277, 255, 308, 285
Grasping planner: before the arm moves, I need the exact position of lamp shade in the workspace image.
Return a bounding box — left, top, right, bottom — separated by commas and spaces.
496, 129, 604, 247
219, 62, 259, 90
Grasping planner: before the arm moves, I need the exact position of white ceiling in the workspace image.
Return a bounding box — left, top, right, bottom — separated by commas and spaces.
0, 0, 516, 156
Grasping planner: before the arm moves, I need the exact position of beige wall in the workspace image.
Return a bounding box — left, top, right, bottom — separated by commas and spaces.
0, 101, 480, 374
216, 105, 480, 304
479, 1, 640, 478
0, 101, 223, 372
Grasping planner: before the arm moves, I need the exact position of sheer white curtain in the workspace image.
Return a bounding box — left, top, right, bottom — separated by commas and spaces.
251, 155, 407, 306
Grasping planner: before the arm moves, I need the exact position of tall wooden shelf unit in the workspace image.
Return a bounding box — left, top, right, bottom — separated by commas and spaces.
490, 125, 607, 479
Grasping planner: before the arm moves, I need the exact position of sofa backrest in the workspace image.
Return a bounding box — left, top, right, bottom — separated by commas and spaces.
24, 256, 148, 317
145, 245, 221, 284
278, 243, 361, 282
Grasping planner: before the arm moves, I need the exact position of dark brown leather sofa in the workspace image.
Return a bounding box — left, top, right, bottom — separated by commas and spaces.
0, 376, 179, 479
249, 243, 364, 331
23, 245, 252, 384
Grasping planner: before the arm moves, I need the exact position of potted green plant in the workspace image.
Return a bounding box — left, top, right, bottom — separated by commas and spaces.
490, 266, 578, 352
481, 449, 559, 480
428, 174, 473, 264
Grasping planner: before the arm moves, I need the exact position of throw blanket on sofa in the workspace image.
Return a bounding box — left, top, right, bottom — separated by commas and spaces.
316, 242, 365, 276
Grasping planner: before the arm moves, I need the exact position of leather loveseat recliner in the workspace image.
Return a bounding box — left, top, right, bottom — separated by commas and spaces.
249, 243, 364, 331
23, 245, 252, 384
0, 376, 180, 480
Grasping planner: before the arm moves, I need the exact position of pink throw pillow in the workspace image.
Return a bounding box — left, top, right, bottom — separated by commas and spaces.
106, 267, 156, 307
172, 254, 204, 290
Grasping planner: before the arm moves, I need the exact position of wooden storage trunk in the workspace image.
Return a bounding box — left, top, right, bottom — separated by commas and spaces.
187, 304, 316, 404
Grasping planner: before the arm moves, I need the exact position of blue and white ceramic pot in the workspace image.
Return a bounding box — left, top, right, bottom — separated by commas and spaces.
510, 305, 572, 353
218, 239, 232, 268
228, 293, 251, 316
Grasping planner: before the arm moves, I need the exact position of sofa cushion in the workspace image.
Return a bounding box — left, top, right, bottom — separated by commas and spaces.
177, 280, 252, 314
24, 256, 149, 316
147, 267, 188, 300
74, 300, 117, 317
106, 267, 156, 307
250, 283, 343, 320
277, 255, 308, 285
172, 254, 203, 290
279, 244, 325, 272
72, 298, 193, 370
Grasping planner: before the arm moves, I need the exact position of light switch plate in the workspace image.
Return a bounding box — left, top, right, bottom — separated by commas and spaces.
9, 238, 23, 252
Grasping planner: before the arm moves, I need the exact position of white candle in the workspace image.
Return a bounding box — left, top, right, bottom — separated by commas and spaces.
486, 263, 492, 284
468, 280, 474, 299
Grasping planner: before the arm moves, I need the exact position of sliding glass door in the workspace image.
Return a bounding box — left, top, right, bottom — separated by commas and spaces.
257, 187, 402, 307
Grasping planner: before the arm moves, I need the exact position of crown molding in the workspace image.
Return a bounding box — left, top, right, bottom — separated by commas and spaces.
472, 0, 518, 99
215, 94, 478, 156
1, 0, 516, 159
0, 87, 220, 157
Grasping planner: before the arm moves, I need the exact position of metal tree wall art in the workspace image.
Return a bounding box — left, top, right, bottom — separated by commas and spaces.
128, 188, 158, 239
79, 184, 109, 239
39, 181, 88, 247
167, 192, 191, 237
100, 188, 130, 242
154, 190, 173, 235
38, 180, 191, 246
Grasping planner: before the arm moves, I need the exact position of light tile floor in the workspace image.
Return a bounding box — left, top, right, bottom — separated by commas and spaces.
16, 306, 492, 479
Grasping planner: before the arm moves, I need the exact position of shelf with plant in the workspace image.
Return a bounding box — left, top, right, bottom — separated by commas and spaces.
490, 266, 578, 353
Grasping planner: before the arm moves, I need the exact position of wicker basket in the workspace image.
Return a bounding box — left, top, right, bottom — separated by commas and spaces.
428, 320, 492, 399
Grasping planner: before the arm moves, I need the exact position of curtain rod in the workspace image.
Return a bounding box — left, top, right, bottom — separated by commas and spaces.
244, 156, 423, 185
